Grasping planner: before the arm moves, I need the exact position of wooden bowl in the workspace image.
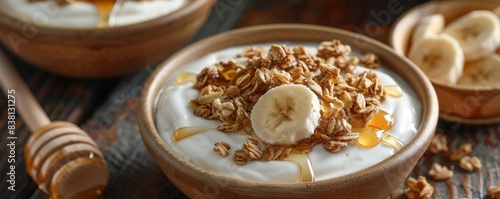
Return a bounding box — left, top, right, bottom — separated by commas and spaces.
138, 24, 439, 199
0, 0, 215, 78
389, 0, 500, 124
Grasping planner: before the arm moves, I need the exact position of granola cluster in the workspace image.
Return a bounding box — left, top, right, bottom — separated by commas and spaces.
404, 176, 434, 199
404, 135, 490, 198
190, 40, 385, 164
427, 163, 453, 181
490, 186, 500, 199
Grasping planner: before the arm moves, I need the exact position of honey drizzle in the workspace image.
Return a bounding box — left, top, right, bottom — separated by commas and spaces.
355, 109, 405, 151
174, 72, 197, 85
367, 109, 394, 130
173, 126, 315, 182
283, 151, 315, 182
384, 85, 403, 98
173, 126, 214, 141
92, 0, 123, 28
381, 133, 405, 151
354, 126, 384, 147
59, 0, 123, 27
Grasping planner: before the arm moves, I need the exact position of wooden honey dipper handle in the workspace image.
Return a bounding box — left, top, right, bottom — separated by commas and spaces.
0, 52, 50, 132
0, 52, 108, 199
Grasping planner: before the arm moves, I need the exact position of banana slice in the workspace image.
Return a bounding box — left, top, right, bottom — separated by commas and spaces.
412, 14, 445, 45
443, 10, 500, 62
250, 84, 321, 145
408, 34, 464, 84
457, 55, 500, 88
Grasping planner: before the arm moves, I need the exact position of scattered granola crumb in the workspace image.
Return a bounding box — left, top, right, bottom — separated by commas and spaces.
359, 53, 381, 69
449, 143, 472, 161
404, 176, 434, 199
458, 156, 482, 172
238, 46, 266, 59
213, 142, 231, 157
428, 133, 448, 154
428, 163, 453, 181
489, 185, 500, 199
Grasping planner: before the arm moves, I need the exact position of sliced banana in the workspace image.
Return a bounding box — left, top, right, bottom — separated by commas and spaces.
250, 84, 321, 145
443, 10, 500, 62
457, 55, 500, 88
408, 34, 464, 84
412, 14, 445, 45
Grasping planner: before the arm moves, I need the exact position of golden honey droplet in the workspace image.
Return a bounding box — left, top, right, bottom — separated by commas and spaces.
384, 85, 403, 98
368, 109, 394, 130
91, 0, 122, 28
173, 126, 213, 141
175, 72, 197, 85
355, 109, 404, 150
354, 126, 384, 147
283, 151, 315, 182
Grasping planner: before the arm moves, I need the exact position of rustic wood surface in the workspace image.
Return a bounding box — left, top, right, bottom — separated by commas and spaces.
1, 0, 499, 198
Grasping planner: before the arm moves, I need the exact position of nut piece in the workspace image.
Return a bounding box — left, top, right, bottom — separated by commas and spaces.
428, 163, 453, 180
449, 143, 472, 161
428, 133, 448, 154
489, 185, 500, 199
213, 142, 231, 157
404, 176, 434, 199
458, 156, 482, 172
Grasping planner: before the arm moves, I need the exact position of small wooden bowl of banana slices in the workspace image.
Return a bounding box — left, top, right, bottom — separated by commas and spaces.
390, 0, 500, 124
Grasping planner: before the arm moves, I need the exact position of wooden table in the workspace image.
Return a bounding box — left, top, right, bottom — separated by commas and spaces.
1, 0, 498, 198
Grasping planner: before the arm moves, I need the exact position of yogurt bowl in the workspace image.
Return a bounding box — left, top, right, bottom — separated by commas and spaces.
138, 24, 439, 199
0, 0, 215, 78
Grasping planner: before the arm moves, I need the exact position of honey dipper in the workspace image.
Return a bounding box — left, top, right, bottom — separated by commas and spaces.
0, 52, 108, 199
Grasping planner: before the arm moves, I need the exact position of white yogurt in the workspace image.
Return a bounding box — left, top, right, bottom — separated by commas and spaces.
156, 42, 422, 182
0, 0, 188, 28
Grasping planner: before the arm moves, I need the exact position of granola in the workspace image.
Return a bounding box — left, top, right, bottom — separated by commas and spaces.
404, 176, 434, 199
428, 163, 453, 180
489, 185, 500, 199
458, 156, 482, 172
428, 133, 448, 154
214, 142, 231, 157
190, 40, 384, 164
359, 53, 381, 69
449, 143, 472, 161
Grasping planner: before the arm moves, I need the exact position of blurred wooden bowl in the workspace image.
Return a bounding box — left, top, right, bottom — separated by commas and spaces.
389, 0, 500, 124
138, 24, 439, 199
0, 0, 215, 78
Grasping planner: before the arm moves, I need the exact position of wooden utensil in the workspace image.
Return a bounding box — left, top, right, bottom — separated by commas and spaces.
0, 52, 108, 199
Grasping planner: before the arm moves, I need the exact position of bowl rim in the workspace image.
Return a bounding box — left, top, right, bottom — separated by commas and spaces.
388, 0, 500, 124
388, 0, 500, 92
139, 24, 439, 190
0, 0, 213, 36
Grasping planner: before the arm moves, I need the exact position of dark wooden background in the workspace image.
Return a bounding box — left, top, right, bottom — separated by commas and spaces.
2, 0, 499, 198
